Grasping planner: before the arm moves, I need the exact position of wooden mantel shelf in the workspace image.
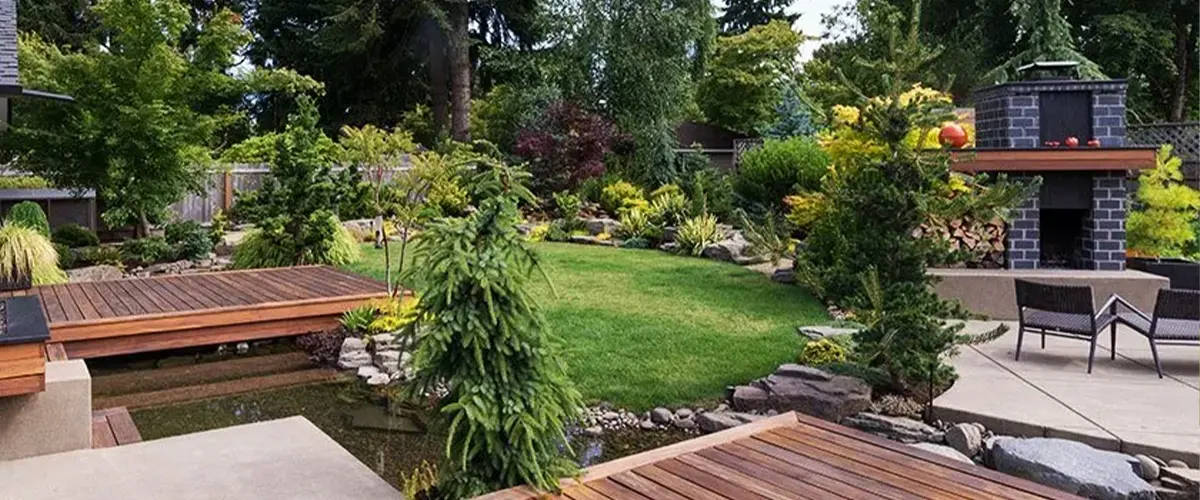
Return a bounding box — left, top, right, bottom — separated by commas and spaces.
950, 147, 1157, 172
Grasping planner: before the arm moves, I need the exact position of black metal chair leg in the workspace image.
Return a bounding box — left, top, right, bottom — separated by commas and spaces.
1087, 335, 1099, 374
1015, 326, 1024, 361
1110, 322, 1117, 360
1148, 337, 1164, 379
1041, 331, 1046, 349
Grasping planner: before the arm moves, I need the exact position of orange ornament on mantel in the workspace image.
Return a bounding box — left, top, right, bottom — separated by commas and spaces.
938, 123, 968, 148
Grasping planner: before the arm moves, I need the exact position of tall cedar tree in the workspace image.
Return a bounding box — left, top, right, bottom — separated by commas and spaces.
985, 0, 1104, 82
405, 159, 582, 498
249, 97, 341, 265
718, 0, 798, 35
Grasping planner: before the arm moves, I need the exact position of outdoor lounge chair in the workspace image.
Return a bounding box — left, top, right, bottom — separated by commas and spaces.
1105, 289, 1200, 378
1014, 279, 1118, 373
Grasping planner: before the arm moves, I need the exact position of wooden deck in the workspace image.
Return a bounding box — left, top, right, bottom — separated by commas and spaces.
92, 407, 143, 448
0, 266, 387, 359
477, 412, 1080, 500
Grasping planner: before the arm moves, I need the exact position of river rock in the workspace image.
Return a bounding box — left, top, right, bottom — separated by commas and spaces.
731, 364, 871, 422
67, 264, 124, 283
1168, 460, 1190, 469
989, 438, 1154, 500
1135, 455, 1160, 480
910, 443, 973, 464
696, 411, 763, 433
675, 408, 693, 419
841, 412, 944, 443
946, 423, 983, 457
650, 408, 673, 424
365, 373, 391, 386
673, 417, 696, 430
357, 366, 381, 378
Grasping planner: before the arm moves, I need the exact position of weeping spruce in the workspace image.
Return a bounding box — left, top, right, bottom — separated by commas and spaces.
406, 160, 582, 498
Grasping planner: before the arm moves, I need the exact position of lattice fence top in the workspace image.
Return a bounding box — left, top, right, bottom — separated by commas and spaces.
733, 138, 763, 168
1128, 121, 1200, 160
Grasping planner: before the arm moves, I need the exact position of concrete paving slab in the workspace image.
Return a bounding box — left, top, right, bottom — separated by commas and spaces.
937, 320, 1200, 466
0, 416, 399, 500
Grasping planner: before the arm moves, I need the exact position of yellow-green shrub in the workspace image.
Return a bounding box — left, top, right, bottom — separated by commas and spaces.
675, 213, 721, 256
527, 223, 550, 242
600, 180, 646, 215
798, 338, 847, 366
1128, 145, 1200, 258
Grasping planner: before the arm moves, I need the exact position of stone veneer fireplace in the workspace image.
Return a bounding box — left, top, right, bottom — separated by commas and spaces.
971, 73, 1133, 271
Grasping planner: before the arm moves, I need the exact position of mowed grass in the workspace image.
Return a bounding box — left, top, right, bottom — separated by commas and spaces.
343, 242, 828, 410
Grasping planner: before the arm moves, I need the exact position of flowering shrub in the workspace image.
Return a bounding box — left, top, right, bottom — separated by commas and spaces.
514, 102, 622, 194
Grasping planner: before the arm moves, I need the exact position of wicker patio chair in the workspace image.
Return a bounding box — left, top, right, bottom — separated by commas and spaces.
1014, 279, 1118, 373
1107, 289, 1200, 378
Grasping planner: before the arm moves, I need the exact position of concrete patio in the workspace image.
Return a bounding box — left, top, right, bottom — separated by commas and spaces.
934, 320, 1199, 465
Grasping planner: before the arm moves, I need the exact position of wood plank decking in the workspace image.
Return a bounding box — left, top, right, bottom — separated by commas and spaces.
0, 266, 388, 359
92, 407, 142, 449
477, 412, 1080, 500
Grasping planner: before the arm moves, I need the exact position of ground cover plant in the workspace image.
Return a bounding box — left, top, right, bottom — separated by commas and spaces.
344, 241, 828, 410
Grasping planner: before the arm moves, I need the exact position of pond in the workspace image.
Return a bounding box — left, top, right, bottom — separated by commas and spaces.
130, 380, 694, 490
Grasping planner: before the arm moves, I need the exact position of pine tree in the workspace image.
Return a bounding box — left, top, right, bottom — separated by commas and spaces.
761, 86, 816, 139
241, 96, 340, 266
405, 159, 583, 498
986, 0, 1104, 82
718, 0, 798, 35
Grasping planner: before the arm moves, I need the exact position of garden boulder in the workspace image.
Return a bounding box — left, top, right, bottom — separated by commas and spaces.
700, 231, 766, 265
989, 437, 1155, 500
696, 411, 763, 433
731, 364, 871, 422
841, 412, 943, 443
910, 443, 973, 464
583, 217, 621, 236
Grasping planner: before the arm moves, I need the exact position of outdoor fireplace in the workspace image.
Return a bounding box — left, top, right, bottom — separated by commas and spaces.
966, 62, 1149, 271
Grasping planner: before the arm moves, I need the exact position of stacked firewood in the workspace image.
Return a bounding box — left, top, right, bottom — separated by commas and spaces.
914, 215, 1007, 268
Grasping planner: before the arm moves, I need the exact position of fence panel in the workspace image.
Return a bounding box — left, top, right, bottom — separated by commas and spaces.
169, 162, 408, 223
1128, 121, 1199, 187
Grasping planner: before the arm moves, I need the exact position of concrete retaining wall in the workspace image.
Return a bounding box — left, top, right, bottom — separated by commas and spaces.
0, 360, 92, 461
931, 268, 1169, 320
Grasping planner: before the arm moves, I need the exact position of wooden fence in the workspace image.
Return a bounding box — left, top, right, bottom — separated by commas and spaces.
1128, 121, 1199, 187
169, 163, 407, 223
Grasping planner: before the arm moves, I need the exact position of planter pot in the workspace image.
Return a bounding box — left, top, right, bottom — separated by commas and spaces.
1127, 257, 1200, 290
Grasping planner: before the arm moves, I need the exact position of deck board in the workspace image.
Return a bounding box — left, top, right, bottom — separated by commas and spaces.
475, 412, 1081, 500
91, 407, 142, 448
15, 266, 387, 359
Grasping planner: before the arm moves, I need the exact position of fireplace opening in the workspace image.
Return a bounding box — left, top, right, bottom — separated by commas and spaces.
1040, 209, 1088, 268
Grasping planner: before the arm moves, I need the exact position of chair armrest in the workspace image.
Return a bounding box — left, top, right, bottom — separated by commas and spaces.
1097, 294, 1152, 322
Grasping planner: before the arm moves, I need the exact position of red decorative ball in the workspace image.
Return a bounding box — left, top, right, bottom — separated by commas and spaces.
1065, 136, 1080, 148
938, 123, 968, 148
1087, 138, 1101, 148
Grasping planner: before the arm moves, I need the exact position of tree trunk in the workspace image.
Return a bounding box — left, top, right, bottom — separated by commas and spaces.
427, 19, 449, 139
1168, 19, 1192, 122
448, 1, 472, 142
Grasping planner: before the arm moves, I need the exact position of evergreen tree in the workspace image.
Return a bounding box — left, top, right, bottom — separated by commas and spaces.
243, 96, 341, 266
985, 0, 1104, 82
718, 0, 798, 35
698, 20, 803, 134
761, 86, 816, 139
406, 159, 582, 498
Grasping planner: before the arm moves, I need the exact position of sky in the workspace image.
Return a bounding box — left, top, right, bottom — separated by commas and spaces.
790, 0, 849, 61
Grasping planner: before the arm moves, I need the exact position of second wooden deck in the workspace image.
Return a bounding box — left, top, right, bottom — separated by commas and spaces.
1, 266, 388, 359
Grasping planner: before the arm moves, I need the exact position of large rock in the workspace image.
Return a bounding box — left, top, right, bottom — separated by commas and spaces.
67, 265, 124, 283
730, 364, 871, 422
989, 438, 1154, 500
841, 412, 944, 443
583, 218, 621, 236
797, 325, 860, 341
945, 423, 983, 457
700, 232, 750, 263
910, 443, 974, 464
696, 411, 763, 433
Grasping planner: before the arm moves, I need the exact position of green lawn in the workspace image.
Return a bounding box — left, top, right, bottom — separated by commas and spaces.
343, 242, 828, 410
